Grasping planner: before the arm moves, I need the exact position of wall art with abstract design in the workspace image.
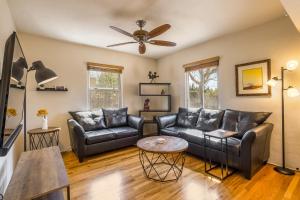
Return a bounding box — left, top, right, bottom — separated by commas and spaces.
235, 59, 271, 96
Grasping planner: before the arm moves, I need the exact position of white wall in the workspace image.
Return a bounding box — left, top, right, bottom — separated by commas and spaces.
0, 0, 24, 194
157, 17, 300, 170
18, 33, 157, 151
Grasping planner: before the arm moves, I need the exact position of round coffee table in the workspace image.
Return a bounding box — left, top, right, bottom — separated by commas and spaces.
137, 136, 188, 182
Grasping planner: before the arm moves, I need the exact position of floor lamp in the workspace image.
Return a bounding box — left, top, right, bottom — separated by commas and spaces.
267, 60, 299, 175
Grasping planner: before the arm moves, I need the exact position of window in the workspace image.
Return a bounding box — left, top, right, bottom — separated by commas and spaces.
87, 63, 123, 109
184, 57, 219, 109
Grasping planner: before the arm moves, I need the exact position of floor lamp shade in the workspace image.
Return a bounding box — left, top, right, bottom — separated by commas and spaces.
32, 60, 58, 85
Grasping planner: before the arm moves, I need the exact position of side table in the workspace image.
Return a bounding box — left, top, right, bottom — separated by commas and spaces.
28, 127, 61, 150
204, 129, 238, 180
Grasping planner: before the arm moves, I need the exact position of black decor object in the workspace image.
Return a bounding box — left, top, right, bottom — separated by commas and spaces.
29, 60, 58, 86
148, 71, 159, 83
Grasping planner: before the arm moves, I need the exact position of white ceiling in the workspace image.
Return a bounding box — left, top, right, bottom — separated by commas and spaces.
8, 0, 285, 59
280, 0, 300, 32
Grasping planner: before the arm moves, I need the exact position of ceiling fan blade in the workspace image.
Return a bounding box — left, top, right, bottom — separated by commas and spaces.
107, 41, 137, 47
149, 40, 176, 47
110, 26, 133, 37
139, 43, 146, 54
148, 24, 171, 39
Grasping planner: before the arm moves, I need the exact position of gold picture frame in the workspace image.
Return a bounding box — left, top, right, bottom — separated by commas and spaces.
235, 59, 271, 96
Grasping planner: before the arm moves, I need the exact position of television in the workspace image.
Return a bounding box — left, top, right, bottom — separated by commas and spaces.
0, 32, 28, 156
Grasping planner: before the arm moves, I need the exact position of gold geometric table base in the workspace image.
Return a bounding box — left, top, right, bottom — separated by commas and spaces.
139, 150, 185, 182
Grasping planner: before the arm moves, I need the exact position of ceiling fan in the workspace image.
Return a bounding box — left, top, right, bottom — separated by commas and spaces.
107, 20, 176, 54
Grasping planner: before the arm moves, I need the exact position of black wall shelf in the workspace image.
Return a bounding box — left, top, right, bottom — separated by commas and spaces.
10, 84, 25, 90
36, 88, 68, 92
139, 82, 171, 125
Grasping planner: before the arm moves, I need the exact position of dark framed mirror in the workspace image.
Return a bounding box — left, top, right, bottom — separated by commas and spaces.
0, 32, 28, 156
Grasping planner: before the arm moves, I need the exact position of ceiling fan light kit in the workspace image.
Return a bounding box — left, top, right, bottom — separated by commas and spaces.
107, 20, 176, 54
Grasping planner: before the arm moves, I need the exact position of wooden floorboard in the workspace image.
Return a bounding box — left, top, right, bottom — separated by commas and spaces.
62, 147, 300, 200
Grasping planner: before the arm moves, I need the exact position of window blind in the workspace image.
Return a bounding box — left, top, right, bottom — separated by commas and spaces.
183, 56, 220, 72
87, 62, 124, 73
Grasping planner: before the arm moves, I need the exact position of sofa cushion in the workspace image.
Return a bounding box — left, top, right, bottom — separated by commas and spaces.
160, 126, 187, 137
109, 127, 138, 139
176, 107, 201, 128
222, 109, 271, 139
206, 136, 241, 156
69, 110, 106, 131
180, 129, 204, 145
196, 109, 224, 131
235, 121, 257, 139
103, 107, 128, 128
85, 129, 116, 145
238, 111, 271, 125
221, 110, 239, 131
178, 128, 241, 156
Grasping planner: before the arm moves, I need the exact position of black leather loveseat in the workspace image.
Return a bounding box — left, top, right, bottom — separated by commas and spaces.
67, 107, 144, 162
156, 108, 273, 179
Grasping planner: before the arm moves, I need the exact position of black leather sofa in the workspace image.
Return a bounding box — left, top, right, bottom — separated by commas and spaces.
67, 108, 144, 162
156, 108, 273, 179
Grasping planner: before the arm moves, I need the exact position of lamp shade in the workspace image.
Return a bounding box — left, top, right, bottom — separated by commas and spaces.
11, 57, 26, 83
267, 79, 278, 87
32, 60, 58, 85
286, 60, 298, 71
287, 87, 300, 97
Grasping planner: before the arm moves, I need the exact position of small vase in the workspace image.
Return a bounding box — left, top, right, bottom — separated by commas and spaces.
42, 116, 48, 130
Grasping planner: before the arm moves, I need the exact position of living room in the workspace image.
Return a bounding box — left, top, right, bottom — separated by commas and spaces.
0, 0, 300, 199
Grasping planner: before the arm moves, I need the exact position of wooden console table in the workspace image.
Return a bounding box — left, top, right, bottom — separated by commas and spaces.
4, 147, 70, 200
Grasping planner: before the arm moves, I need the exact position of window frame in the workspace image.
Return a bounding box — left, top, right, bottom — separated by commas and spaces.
185, 66, 219, 109
87, 69, 123, 110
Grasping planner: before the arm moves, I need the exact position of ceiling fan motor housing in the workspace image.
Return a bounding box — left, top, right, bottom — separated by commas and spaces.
133, 30, 149, 42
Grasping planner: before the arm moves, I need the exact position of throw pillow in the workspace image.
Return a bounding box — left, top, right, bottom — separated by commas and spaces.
176, 107, 201, 128
69, 110, 106, 131
103, 107, 128, 128
196, 109, 224, 131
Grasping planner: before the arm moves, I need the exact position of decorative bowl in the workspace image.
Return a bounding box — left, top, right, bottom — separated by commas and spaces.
156, 138, 166, 144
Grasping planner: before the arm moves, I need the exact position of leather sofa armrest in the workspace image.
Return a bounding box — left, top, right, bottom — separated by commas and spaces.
240, 123, 274, 179
67, 119, 86, 162
156, 114, 177, 133
128, 115, 144, 137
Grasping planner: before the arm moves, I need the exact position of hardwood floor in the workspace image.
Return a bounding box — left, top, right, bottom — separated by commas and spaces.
62, 147, 300, 200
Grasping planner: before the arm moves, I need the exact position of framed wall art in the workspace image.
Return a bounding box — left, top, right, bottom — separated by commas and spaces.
235, 59, 271, 96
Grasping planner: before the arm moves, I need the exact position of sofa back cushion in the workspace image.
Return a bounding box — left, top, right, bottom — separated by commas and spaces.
221, 109, 272, 139
69, 110, 106, 131
235, 121, 257, 138
176, 107, 201, 128
103, 107, 128, 128
196, 109, 224, 131
221, 110, 239, 131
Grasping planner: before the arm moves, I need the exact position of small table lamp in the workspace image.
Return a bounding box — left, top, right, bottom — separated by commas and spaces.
267, 60, 299, 175
12, 59, 58, 86
30, 60, 58, 86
